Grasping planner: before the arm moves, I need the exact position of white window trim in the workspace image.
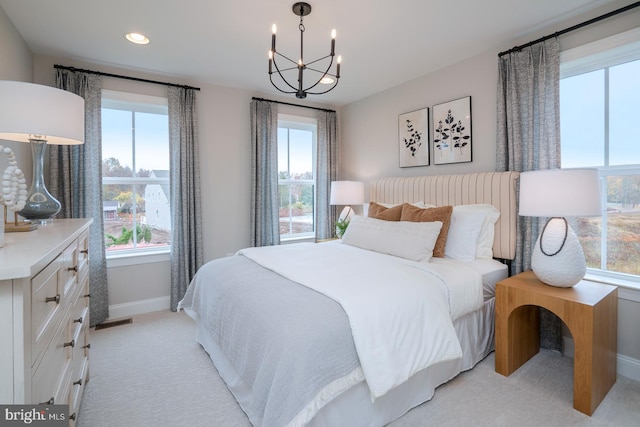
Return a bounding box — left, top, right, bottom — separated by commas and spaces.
278, 114, 318, 241
102, 90, 171, 257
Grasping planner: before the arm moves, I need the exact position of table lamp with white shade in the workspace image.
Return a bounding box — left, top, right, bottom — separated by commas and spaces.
330, 180, 364, 237
519, 168, 601, 287
0, 81, 85, 225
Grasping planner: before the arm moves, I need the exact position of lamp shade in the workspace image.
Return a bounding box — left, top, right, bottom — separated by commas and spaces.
0, 80, 84, 145
330, 181, 364, 205
519, 168, 601, 218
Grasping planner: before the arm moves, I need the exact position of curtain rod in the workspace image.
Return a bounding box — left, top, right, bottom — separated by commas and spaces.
498, 1, 640, 57
54, 64, 201, 91
252, 97, 336, 113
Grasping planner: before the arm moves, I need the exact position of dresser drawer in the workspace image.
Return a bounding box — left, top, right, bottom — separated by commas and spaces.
31, 315, 72, 406
31, 256, 64, 366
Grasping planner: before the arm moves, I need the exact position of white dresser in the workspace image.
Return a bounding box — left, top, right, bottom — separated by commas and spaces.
0, 218, 92, 424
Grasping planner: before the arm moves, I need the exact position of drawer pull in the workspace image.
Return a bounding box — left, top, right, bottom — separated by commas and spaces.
68, 265, 79, 272
84, 293, 91, 298
74, 316, 83, 324
39, 397, 54, 405
73, 379, 83, 386
69, 413, 76, 421
64, 339, 75, 348
45, 294, 60, 304
83, 343, 91, 350
80, 249, 89, 254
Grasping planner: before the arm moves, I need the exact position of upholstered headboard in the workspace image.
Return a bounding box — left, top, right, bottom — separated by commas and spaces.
369, 172, 520, 260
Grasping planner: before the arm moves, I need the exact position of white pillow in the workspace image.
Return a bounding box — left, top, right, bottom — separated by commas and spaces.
341, 215, 443, 262
452, 204, 500, 259
444, 209, 486, 262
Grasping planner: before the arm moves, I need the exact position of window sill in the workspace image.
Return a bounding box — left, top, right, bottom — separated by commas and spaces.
106, 248, 171, 268
584, 272, 640, 302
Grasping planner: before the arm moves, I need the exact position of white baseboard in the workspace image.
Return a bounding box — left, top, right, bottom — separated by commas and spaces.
563, 337, 640, 382
107, 296, 170, 320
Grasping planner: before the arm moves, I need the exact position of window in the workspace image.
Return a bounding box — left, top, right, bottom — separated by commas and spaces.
101, 90, 171, 255
560, 28, 640, 282
277, 115, 317, 240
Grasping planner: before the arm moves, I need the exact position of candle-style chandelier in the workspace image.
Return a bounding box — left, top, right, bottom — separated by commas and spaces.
268, 2, 341, 99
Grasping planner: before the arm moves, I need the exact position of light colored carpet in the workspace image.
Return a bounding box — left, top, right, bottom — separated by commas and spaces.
77, 310, 640, 427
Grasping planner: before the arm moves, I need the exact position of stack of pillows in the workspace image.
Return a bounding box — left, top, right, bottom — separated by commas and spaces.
340, 202, 500, 263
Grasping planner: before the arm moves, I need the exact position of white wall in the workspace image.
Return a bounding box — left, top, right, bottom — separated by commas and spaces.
0, 5, 33, 208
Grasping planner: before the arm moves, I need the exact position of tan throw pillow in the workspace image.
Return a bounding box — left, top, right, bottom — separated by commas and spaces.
368, 202, 403, 221
400, 204, 453, 258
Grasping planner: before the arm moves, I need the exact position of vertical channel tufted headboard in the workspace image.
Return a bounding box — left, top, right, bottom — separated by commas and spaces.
369, 172, 520, 260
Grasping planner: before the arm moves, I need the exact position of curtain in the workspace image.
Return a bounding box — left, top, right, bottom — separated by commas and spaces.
51, 69, 108, 327
168, 87, 203, 311
250, 99, 280, 247
496, 38, 563, 350
315, 110, 339, 240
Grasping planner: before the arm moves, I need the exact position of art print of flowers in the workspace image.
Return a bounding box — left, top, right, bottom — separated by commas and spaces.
432, 96, 472, 164
398, 107, 429, 167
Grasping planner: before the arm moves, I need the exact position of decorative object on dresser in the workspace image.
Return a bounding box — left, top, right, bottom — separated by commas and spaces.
0, 218, 92, 425
0, 145, 29, 240
0, 81, 85, 223
329, 180, 364, 238
398, 107, 429, 167
432, 96, 472, 165
268, 2, 342, 99
519, 168, 601, 287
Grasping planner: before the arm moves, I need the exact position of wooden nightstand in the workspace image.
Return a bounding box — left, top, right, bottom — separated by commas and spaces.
495, 271, 617, 416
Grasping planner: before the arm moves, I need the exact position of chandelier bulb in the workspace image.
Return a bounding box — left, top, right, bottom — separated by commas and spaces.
272, 24, 277, 34
331, 29, 336, 39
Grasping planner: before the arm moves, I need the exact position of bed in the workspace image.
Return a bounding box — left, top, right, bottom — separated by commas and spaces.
179, 171, 519, 427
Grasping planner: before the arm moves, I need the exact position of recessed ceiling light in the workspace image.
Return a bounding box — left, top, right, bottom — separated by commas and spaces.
320, 77, 335, 85
125, 32, 150, 45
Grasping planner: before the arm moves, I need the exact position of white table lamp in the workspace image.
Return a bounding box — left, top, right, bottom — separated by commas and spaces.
330, 180, 364, 221
0, 81, 84, 224
519, 169, 601, 287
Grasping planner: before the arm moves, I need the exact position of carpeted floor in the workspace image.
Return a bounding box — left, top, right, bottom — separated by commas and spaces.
77, 310, 640, 427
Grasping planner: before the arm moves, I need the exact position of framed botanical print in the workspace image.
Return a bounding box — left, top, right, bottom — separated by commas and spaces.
432, 96, 472, 164
398, 107, 429, 167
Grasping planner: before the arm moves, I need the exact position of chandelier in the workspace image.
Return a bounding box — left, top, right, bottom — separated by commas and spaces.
268, 2, 341, 99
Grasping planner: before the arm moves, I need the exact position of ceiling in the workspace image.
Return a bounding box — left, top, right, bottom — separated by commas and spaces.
0, 0, 622, 106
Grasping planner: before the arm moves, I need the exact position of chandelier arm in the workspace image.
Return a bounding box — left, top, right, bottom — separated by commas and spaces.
271, 57, 301, 92
303, 79, 339, 95
273, 51, 299, 66
269, 73, 297, 95
304, 54, 332, 67
299, 56, 337, 93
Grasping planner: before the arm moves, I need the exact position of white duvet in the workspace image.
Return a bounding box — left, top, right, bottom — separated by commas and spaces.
238, 242, 483, 399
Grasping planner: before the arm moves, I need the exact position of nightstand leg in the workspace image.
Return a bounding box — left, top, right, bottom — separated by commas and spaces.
496, 288, 540, 376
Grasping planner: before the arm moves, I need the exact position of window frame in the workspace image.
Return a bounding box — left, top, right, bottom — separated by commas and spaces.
277, 114, 317, 241
560, 28, 640, 290
101, 90, 171, 258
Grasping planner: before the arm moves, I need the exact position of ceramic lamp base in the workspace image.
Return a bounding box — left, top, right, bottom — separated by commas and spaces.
531, 217, 586, 287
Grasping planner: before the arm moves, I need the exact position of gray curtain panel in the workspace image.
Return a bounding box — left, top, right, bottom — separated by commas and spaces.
168, 87, 203, 311
51, 69, 109, 327
315, 110, 339, 240
250, 99, 280, 247
496, 38, 563, 351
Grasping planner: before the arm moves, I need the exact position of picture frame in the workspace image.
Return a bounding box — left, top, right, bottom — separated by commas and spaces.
398, 107, 429, 168
432, 96, 472, 165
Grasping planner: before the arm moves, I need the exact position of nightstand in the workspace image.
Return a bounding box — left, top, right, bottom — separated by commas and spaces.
495, 270, 617, 416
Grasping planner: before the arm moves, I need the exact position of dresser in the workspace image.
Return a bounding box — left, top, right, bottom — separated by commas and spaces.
0, 218, 93, 424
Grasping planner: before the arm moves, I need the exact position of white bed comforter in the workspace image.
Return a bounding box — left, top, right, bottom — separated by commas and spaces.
238, 242, 483, 399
